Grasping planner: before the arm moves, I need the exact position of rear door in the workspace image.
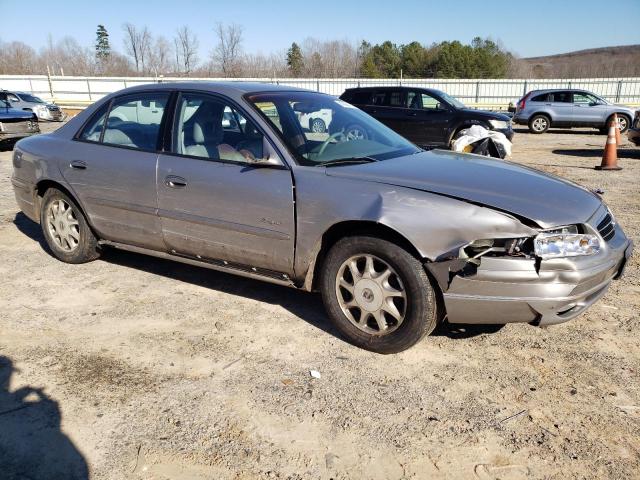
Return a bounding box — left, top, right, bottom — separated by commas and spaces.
62, 92, 169, 249
548, 91, 574, 124
156, 92, 295, 274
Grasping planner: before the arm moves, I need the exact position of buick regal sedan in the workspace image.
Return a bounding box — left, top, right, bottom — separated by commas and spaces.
11, 83, 633, 353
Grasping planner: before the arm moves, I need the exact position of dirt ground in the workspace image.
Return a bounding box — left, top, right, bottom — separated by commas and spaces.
0, 123, 639, 480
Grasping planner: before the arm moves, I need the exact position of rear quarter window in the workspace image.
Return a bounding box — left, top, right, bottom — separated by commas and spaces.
531, 93, 549, 102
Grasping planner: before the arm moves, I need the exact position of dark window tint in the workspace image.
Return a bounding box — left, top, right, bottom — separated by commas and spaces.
102, 93, 169, 150
78, 102, 110, 142
551, 92, 572, 103
347, 90, 372, 105
371, 91, 387, 105
531, 93, 549, 102
387, 90, 406, 107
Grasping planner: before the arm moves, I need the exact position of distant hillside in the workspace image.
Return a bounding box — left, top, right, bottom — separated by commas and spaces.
519, 45, 640, 78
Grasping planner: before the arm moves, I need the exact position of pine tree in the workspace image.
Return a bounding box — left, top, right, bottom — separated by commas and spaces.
95, 25, 111, 63
286, 42, 304, 77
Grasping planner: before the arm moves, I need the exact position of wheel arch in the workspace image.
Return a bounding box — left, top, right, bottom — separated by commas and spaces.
448, 120, 491, 145
304, 220, 425, 292
34, 179, 91, 229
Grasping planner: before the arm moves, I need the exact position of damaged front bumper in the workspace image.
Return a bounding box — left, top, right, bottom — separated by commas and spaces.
427, 214, 633, 327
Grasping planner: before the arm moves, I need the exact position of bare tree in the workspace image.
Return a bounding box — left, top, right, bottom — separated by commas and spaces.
0, 41, 38, 74
174, 26, 199, 75
122, 23, 152, 73
148, 35, 173, 75
211, 22, 243, 77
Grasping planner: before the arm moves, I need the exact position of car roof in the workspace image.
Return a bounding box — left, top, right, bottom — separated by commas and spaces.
529, 88, 594, 94
345, 86, 440, 93
113, 81, 315, 97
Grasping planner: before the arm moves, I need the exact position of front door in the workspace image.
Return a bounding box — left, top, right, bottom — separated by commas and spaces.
572, 92, 609, 126
61, 92, 169, 249
403, 91, 452, 146
156, 92, 295, 274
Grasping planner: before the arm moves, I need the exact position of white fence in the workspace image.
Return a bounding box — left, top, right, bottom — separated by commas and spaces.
2, 75, 640, 109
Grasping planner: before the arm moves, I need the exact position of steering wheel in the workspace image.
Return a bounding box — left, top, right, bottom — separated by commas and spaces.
317, 131, 346, 157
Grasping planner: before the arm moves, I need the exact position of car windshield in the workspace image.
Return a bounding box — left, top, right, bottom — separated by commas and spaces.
247, 91, 420, 166
436, 90, 466, 109
19, 93, 45, 103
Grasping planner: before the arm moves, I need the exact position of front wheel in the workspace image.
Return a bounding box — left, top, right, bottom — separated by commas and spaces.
310, 118, 326, 133
320, 236, 439, 354
40, 188, 101, 263
343, 124, 368, 141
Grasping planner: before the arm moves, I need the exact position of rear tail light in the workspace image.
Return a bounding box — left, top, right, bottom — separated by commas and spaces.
518, 92, 532, 111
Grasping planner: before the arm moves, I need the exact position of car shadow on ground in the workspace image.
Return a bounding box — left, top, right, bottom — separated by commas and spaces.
513, 127, 603, 136
13, 212, 504, 343
0, 356, 89, 480
551, 147, 640, 159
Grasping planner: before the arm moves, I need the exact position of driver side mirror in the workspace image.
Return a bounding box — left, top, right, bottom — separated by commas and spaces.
589, 101, 599, 106
248, 138, 284, 167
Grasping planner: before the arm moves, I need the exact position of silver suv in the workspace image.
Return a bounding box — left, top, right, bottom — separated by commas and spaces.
0, 90, 66, 122
513, 89, 637, 134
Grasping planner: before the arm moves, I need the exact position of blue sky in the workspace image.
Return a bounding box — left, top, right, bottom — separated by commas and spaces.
1, 0, 639, 58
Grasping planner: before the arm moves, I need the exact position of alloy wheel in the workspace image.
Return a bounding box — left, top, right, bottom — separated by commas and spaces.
532, 117, 548, 132
335, 254, 407, 335
345, 126, 366, 141
46, 199, 80, 251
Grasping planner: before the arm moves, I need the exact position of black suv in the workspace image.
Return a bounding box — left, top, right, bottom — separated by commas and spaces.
340, 87, 513, 148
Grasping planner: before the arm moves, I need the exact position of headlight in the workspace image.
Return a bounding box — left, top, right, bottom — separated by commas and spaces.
534, 226, 600, 259
489, 119, 510, 130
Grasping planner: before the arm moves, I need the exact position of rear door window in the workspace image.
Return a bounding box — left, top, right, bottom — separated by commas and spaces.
371, 91, 388, 106
78, 102, 110, 142
551, 91, 572, 103
102, 93, 169, 150
386, 90, 406, 108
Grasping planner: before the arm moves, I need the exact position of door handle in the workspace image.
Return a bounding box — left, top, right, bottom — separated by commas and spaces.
69, 161, 87, 170
165, 175, 187, 188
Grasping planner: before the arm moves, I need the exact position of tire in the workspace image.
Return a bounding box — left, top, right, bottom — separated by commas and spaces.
40, 188, 100, 263
310, 118, 326, 133
608, 114, 631, 134
528, 114, 550, 134
343, 124, 368, 141
320, 236, 439, 354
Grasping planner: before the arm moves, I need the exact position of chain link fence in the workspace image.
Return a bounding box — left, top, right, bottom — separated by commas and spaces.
2, 75, 639, 109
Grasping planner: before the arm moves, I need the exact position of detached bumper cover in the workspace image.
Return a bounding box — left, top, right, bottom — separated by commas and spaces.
430, 209, 633, 326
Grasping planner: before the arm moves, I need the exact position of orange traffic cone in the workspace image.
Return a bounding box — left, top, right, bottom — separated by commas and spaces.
595, 115, 622, 170
614, 113, 621, 145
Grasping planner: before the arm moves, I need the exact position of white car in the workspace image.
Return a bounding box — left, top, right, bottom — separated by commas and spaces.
299, 108, 332, 133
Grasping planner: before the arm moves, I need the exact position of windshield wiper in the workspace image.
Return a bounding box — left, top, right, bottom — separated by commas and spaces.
318, 156, 378, 167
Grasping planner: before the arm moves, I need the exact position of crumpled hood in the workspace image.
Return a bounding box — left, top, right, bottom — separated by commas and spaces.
325, 150, 602, 229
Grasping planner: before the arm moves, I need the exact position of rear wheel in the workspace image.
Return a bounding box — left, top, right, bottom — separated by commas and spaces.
40, 188, 100, 263
310, 118, 326, 133
320, 236, 439, 354
528, 114, 550, 134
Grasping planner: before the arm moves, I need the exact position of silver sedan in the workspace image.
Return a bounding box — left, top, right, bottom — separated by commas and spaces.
11, 82, 633, 353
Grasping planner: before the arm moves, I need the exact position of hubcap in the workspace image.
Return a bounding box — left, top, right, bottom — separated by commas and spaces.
335, 254, 407, 335
46, 199, 80, 252
345, 127, 365, 141
311, 120, 324, 133
618, 117, 627, 131
533, 117, 547, 131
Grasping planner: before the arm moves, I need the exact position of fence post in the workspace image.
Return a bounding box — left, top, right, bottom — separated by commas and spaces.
475, 81, 480, 103
87, 79, 92, 101
46, 65, 54, 100
522, 80, 528, 96
28, 78, 34, 94
316, 79, 320, 92
615, 80, 622, 103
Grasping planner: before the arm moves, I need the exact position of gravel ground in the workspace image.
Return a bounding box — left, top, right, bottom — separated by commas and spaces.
0, 123, 639, 480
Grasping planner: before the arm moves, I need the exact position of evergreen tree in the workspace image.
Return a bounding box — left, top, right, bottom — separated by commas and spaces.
95, 25, 111, 63
286, 42, 304, 77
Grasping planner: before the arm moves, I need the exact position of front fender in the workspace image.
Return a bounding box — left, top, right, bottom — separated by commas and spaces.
293, 167, 537, 281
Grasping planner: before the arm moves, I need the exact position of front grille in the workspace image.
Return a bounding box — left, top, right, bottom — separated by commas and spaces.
597, 213, 615, 241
